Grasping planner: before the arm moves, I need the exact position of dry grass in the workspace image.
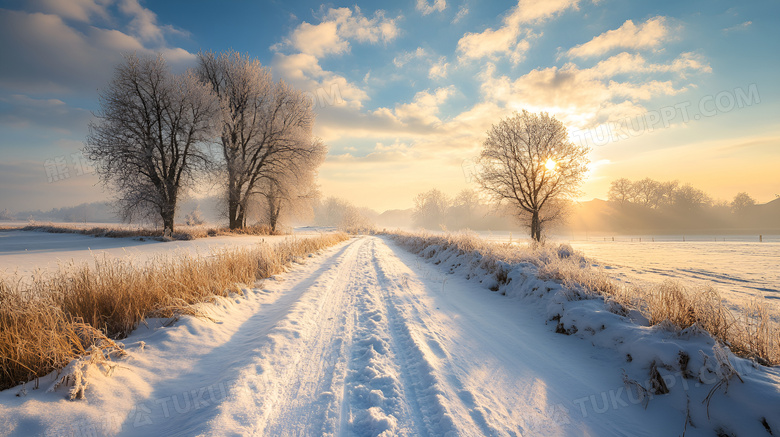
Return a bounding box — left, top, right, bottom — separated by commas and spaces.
8, 223, 286, 241
389, 230, 780, 365
0, 232, 349, 390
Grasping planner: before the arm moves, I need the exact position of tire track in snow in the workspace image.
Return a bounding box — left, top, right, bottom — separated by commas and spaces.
116, 239, 358, 437
370, 237, 506, 437
260, 239, 360, 436
203, 237, 364, 436
339, 238, 415, 436
367, 237, 469, 437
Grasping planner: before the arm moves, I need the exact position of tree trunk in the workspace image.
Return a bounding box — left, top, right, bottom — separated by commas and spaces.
268, 196, 281, 233
236, 208, 245, 230
161, 186, 177, 237
228, 201, 239, 230
530, 210, 541, 242
227, 179, 241, 229
162, 208, 175, 237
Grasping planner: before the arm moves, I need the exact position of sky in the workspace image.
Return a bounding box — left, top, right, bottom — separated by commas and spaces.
1, 0, 778, 213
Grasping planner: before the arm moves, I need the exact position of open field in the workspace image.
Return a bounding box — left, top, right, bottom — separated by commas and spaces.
471, 231, 780, 320
2, 235, 778, 436
0, 226, 335, 278
0, 231, 349, 393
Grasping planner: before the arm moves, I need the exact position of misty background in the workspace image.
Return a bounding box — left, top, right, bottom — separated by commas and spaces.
3, 181, 777, 237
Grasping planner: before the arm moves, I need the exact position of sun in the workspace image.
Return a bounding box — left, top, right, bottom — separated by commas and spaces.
544, 158, 557, 171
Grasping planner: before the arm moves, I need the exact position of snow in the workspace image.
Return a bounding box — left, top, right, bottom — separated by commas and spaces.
477, 231, 780, 318
1, 235, 779, 436
0, 227, 332, 279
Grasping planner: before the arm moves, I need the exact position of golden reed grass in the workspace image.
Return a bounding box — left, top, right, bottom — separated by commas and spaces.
0, 232, 349, 390
8, 223, 285, 241
391, 230, 780, 366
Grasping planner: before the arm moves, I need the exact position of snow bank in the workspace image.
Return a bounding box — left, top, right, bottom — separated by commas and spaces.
391, 231, 780, 436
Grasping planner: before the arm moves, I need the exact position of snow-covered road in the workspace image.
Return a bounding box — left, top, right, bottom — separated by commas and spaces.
0, 236, 715, 436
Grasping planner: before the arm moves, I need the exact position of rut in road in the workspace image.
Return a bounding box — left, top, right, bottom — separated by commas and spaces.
116, 235, 668, 437
203, 236, 493, 436
2, 235, 751, 437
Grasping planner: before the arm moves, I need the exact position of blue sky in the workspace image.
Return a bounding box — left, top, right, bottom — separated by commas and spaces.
1, 0, 778, 212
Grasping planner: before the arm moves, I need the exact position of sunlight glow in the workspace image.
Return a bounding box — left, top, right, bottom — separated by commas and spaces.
544, 158, 557, 171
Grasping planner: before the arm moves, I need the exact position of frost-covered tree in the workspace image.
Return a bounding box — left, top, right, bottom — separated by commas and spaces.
448, 189, 482, 229
197, 50, 319, 229
412, 189, 449, 229
477, 110, 590, 241
313, 197, 374, 233
256, 138, 326, 232
85, 54, 218, 235
185, 206, 206, 226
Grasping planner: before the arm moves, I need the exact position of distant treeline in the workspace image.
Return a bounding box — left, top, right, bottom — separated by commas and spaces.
0, 202, 118, 223
607, 178, 758, 212
395, 182, 778, 235
569, 178, 779, 234
398, 189, 521, 231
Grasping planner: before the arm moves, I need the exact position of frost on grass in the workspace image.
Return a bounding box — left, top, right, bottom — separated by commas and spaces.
47, 340, 127, 400
390, 230, 780, 436
0, 232, 349, 394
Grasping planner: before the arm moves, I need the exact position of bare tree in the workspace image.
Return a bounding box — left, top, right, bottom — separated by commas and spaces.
256, 138, 326, 232
412, 189, 449, 229
672, 183, 712, 210
313, 197, 375, 233
197, 50, 318, 229
314, 197, 350, 227
477, 110, 590, 241
633, 178, 662, 208
85, 54, 217, 236
449, 189, 482, 229
730, 192, 756, 213
452, 189, 481, 212
607, 178, 635, 206
655, 180, 679, 208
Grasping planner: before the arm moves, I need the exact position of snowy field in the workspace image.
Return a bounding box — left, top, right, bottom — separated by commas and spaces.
0, 226, 333, 279
478, 231, 780, 316
1, 235, 777, 436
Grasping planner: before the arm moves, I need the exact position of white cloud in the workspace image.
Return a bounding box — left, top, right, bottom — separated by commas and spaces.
457, 0, 579, 63
0, 5, 195, 95
452, 5, 469, 23
393, 47, 428, 68
391, 86, 456, 126
330, 139, 417, 163
587, 52, 711, 78
458, 28, 531, 64
476, 50, 711, 129
273, 7, 400, 59
33, 0, 111, 22
416, 0, 447, 15
270, 7, 403, 112
567, 16, 671, 58
285, 20, 347, 58
428, 56, 450, 79
515, 0, 582, 22
119, 0, 167, 43
722, 21, 752, 33
0, 94, 92, 133
272, 53, 369, 109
